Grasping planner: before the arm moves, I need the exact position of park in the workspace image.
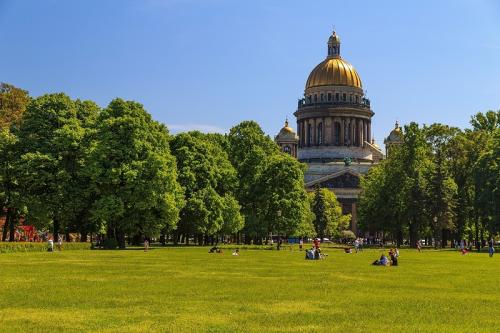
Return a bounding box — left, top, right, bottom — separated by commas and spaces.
1, 1, 500, 332
0, 246, 499, 332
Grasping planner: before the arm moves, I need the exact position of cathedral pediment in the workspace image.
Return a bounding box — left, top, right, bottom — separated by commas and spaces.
305, 169, 361, 189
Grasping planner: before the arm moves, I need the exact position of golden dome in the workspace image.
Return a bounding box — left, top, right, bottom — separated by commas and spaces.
385, 121, 403, 144
306, 58, 362, 90
280, 118, 294, 134
305, 31, 362, 90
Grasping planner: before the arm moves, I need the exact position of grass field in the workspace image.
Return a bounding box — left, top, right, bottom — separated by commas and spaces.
0, 246, 498, 332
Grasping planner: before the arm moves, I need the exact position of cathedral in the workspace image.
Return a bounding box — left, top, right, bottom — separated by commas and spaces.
275, 30, 402, 234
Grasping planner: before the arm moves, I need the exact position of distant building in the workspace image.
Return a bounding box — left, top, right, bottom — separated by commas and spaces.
276, 30, 391, 235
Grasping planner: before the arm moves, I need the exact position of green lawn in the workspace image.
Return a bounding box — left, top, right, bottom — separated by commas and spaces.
0, 246, 498, 332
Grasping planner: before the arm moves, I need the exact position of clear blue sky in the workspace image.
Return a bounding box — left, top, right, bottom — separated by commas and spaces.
1, 0, 500, 144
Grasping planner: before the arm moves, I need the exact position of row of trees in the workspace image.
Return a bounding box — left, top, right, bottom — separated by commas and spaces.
0, 83, 350, 247
358, 111, 500, 247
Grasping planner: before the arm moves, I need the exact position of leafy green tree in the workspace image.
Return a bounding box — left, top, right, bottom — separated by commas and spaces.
359, 123, 431, 247
16, 94, 85, 242
66, 100, 101, 241
310, 186, 350, 239
424, 124, 459, 248
227, 121, 279, 243
254, 154, 309, 249
470, 110, 500, 132
0, 83, 30, 241
171, 132, 242, 245
88, 98, 183, 248
0, 129, 23, 241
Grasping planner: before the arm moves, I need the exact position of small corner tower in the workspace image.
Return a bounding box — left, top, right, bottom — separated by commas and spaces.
384, 121, 403, 156
275, 118, 299, 157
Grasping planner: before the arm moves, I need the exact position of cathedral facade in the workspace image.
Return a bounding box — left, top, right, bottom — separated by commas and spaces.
275, 31, 385, 234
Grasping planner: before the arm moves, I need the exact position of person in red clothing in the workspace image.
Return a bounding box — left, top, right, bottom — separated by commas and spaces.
313, 238, 320, 250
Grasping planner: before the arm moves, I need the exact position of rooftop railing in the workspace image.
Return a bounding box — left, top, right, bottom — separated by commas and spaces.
297, 98, 371, 109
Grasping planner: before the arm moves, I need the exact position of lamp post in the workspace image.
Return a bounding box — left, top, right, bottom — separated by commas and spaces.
277, 210, 282, 250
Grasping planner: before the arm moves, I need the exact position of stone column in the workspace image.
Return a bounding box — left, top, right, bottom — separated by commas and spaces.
325, 117, 331, 145
340, 117, 345, 146
351, 202, 358, 235
313, 118, 317, 146
300, 120, 307, 147
367, 121, 371, 143
359, 119, 364, 147
363, 120, 367, 146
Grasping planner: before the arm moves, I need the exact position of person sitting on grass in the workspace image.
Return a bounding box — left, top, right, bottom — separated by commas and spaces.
209, 246, 222, 254
389, 250, 398, 266
372, 254, 389, 266
232, 248, 240, 256
344, 247, 352, 254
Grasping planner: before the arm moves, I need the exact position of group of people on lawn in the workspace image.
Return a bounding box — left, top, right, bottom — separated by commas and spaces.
372, 248, 399, 266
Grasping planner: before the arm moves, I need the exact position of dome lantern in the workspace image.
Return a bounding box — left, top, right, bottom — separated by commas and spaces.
327, 30, 341, 58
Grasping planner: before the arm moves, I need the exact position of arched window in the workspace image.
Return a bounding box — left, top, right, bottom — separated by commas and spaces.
355, 95, 359, 103
317, 122, 323, 145
283, 146, 291, 154
342, 93, 346, 101
320, 93, 324, 102
314, 94, 317, 102
307, 123, 312, 146
328, 93, 332, 101
349, 94, 353, 102
334, 122, 341, 145
335, 92, 339, 101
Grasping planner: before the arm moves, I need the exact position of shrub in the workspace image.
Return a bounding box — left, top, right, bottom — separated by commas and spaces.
0, 242, 91, 253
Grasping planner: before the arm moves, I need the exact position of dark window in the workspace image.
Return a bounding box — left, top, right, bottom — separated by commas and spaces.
350, 94, 353, 102
335, 93, 339, 101
328, 93, 332, 101
283, 146, 291, 154
307, 124, 312, 146
342, 93, 346, 101
356, 95, 359, 103
314, 94, 317, 102
334, 122, 341, 145
320, 94, 324, 102
317, 123, 323, 145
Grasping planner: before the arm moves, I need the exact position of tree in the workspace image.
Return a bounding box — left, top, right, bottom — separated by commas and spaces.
88, 98, 184, 248
310, 186, 350, 239
0, 83, 30, 130
470, 110, 500, 133
171, 132, 242, 245
424, 124, 459, 248
254, 154, 310, 249
0, 129, 23, 241
0, 83, 30, 241
227, 121, 279, 243
16, 94, 85, 242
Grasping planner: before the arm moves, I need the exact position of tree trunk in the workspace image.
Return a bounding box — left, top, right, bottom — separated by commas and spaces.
80, 232, 87, 242
396, 229, 403, 247
9, 212, 17, 242
2, 208, 11, 242
53, 219, 60, 244
409, 222, 418, 248
441, 229, 448, 248
117, 232, 126, 249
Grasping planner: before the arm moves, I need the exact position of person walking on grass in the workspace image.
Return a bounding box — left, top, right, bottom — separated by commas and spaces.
488, 238, 495, 257
57, 235, 63, 251
144, 238, 149, 252
416, 240, 422, 252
